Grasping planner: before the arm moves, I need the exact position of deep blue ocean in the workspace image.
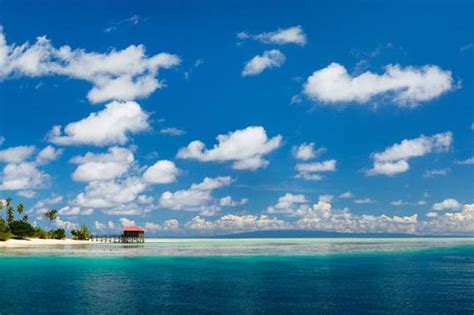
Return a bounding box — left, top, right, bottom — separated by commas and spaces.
1, 242, 473, 314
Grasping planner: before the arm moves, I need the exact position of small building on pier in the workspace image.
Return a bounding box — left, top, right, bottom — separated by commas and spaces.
123, 225, 145, 238
90, 225, 145, 243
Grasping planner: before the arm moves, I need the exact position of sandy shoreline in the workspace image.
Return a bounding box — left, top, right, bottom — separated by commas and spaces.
0, 238, 91, 247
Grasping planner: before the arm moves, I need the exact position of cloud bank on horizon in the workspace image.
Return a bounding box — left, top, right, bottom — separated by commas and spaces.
0, 1, 473, 236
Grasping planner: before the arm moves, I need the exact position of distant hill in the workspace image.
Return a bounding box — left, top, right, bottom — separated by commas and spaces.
206, 230, 472, 239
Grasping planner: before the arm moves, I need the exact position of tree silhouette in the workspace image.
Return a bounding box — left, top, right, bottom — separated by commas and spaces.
6, 197, 14, 224
17, 203, 24, 215
44, 209, 58, 225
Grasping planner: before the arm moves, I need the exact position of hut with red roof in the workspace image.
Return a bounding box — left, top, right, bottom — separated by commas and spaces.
122, 225, 145, 243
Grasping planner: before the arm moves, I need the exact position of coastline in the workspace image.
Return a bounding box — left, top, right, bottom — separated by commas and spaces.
0, 238, 91, 247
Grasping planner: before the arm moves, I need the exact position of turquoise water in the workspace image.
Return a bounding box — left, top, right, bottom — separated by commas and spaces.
1, 238, 474, 313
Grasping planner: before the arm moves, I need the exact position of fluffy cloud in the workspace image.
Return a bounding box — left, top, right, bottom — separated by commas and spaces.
35, 146, 63, 165
70, 147, 134, 182
17, 190, 37, 199
143, 160, 180, 184
103, 203, 145, 216
367, 132, 452, 176
32, 194, 64, 214
58, 206, 94, 216
420, 204, 474, 233
264, 193, 420, 234
177, 126, 282, 170
267, 193, 309, 215
48, 101, 149, 146
144, 219, 180, 232
295, 159, 336, 181
0, 27, 180, 103
74, 177, 147, 208
137, 195, 154, 204
292, 142, 325, 161
0, 145, 61, 190
432, 198, 462, 211
367, 160, 409, 176
94, 220, 116, 231
159, 176, 233, 216
303, 63, 453, 107
54, 217, 78, 231
219, 196, 248, 207
0, 163, 50, 190
238, 26, 307, 46
0, 146, 35, 163
68, 152, 180, 211
185, 214, 289, 232
119, 218, 136, 227
296, 211, 418, 234
242, 50, 285, 76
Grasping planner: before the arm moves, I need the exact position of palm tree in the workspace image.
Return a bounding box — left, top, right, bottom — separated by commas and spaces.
44, 209, 58, 225
21, 215, 29, 224
17, 203, 24, 215
6, 197, 14, 224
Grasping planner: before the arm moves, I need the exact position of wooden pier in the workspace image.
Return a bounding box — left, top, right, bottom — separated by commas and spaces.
90, 234, 145, 243
91, 226, 145, 243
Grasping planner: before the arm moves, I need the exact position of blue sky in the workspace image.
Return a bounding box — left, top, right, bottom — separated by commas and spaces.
0, 0, 473, 235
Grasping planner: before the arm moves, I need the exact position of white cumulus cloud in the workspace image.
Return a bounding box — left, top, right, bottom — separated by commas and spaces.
159, 176, 233, 216
0, 146, 36, 163
0, 26, 180, 103
295, 159, 337, 181
432, 198, 462, 211
0, 145, 61, 190
177, 126, 282, 170
73, 177, 147, 208
303, 63, 454, 107
119, 218, 136, 228
185, 214, 289, 232
292, 142, 325, 161
70, 147, 134, 182
367, 132, 452, 176
143, 160, 180, 184
48, 101, 149, 146
242, 50, 285, 77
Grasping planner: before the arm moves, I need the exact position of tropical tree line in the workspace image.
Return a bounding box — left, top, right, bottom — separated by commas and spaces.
0, 197, 90, 241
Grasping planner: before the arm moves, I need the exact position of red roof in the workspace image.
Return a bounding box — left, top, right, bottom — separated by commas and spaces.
123, 225, 144, 232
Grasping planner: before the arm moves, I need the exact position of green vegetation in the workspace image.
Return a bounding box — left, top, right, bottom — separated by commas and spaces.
48, 228, 66, 240
9, 220, 36, 238
0, 218, 12, 241
71, 224, 90, 240
34, 226, 48, 239
0, 197, 88, 241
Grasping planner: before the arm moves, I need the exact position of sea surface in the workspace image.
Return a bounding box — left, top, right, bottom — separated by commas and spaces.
1, 238, 473, 314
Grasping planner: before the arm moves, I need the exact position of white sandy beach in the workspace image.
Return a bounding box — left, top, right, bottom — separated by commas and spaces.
0, 238, 91, 247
